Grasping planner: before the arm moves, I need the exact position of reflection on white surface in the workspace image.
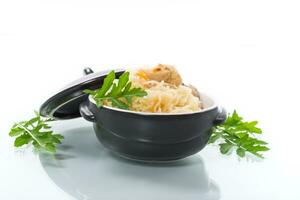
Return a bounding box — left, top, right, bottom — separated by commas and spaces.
39, 126, 220, 200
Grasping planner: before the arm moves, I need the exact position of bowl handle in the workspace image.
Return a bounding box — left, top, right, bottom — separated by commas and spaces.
79, 101, 96, 122
213, 107, 227, 125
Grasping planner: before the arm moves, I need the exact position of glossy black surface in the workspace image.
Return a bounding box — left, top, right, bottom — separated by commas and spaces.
80, 100, 226, 161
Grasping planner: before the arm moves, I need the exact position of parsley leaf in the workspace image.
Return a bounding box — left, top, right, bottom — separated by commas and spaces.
84, 70, 147, 109
9, 111, 64, 153
209, 110, 269, 159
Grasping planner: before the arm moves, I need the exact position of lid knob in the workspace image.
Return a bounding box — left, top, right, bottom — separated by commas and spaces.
83, 67, 94, 75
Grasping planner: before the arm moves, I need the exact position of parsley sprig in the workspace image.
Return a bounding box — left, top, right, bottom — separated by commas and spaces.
209, 110, 269, 158
84, 70, 147, 109
9, 111, 64, 153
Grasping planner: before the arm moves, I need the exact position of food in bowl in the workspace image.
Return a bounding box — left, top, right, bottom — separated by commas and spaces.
129, 64, 202, 113
98, 64, 203, 113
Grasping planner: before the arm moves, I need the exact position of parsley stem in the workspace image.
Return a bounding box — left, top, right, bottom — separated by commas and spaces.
15, 122, 45, 148
222, 129, 264, 158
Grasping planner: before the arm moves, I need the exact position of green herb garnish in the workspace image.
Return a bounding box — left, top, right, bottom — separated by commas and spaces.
9, 111, 64, 153
84, 70, 147, 109
209, 110, 269, 158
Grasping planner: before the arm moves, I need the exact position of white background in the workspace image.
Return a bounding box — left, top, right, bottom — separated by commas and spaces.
0, 0, 300, 199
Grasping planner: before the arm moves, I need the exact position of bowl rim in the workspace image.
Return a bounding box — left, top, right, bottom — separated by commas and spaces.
88, 92, 219, 116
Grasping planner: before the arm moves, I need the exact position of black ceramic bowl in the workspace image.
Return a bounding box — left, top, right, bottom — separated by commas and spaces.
79, 93, 226, 161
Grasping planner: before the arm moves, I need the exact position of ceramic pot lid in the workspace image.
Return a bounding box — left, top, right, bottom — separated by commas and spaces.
39, 68, 125, 120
